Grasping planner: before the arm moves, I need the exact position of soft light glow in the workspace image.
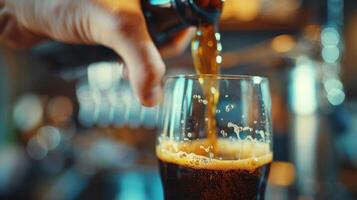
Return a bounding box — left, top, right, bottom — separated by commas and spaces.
222, 0, 260, 21
36, 126, 61, 150
293, 115, 318, 196
271, 35, 296, 53
290, 57, 317, 115
47, 96, 73, 124
88, 62, 122, 90
269, 161, 296, 186
13, 94, 43, 132
321, 27, 340, 46
324, 78, 343, 91
27, 137, 47, 160
215, 33, 221, 41
327, 88, 345, 106
322, 46, 340, 63
216, 55, 222, 64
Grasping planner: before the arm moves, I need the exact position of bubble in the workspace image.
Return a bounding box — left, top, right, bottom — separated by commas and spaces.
187, 132, 192, 138
225, 95, 229, 98
216, 110, 221, 114
220, 130, 228, 137
210, 87, 217, 94
205, 117, 209, 121
180, 120, 185, 124
227, 122, 243, 140
220, 118, 224, 121
202, 100, 208, 105
225, 104, 234, 112
193, 94, 198, 99
251, 157, 259, 167
228, 136, 235, 142
199, 145, 212, 153
253, 120, 257, 124
179, 152, 187, 158
203, 158, 209, 164
246, 135, 254, 141
198, 99, 203, 103
209, 152, 214, 159
243, 127, 253, 132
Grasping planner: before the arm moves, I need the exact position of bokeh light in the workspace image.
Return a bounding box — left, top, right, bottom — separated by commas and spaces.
327, 88, 345, 106
322, 46, 340, 63
321, 27, 340, 46
271, 34, 296, 53
36, 126, 61, 151
13, 94, 43, 132
47, 96, 73, 125
222, 0, 260, 21
27, 137, 48, 160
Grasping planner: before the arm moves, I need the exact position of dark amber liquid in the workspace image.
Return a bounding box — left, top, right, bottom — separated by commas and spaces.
191, 24, 222, 153
159, 160, 270, 200
157, 139, 272, 200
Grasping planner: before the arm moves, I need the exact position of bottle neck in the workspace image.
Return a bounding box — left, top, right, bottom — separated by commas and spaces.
174, 0, 223, 26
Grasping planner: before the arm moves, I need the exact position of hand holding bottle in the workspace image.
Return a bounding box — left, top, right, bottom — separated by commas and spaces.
0, 0, 194, 106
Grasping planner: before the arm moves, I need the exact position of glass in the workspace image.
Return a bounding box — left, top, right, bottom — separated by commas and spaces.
156, 75, 273, 200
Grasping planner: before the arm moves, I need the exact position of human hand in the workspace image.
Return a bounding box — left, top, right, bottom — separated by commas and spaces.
1, 0, 194, 106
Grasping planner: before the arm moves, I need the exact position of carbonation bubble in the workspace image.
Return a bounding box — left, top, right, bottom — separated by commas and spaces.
220, 130, 228, 137
225, 104, 234, 112
209, 153, 214, 159
227, 122, 243, 140
243, 127, 253, 132
187, 132, 192, 138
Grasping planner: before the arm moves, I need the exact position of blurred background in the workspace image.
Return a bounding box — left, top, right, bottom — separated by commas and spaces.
1, 0, 357, 199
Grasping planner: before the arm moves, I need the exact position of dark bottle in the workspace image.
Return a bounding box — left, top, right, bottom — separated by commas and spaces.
142, 0, 223, 45
31, 0, 224, 71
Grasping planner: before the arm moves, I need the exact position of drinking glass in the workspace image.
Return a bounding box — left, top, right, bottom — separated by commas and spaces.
156, 75, 273, 200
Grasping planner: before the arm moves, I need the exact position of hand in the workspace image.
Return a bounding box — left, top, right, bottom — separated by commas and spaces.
0, 0, 194, 106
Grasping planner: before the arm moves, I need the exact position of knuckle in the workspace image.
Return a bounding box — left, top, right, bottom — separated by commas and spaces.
115, 11, 146, 36
136, 62, 164, 91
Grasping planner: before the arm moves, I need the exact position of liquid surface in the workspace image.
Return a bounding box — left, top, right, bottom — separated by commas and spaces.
157, 138, 273, 171
157, 139, 272, 200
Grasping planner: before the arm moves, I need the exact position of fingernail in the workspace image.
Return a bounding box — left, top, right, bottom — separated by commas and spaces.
142, 85, 162, 107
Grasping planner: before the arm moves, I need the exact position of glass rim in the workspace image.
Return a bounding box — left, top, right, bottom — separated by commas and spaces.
165, 74, 268, 82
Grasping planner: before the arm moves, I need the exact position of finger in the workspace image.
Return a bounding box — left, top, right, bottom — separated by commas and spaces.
102, 1, 165, 106
121, 64, 129, 80
0, 11, 44, 48
159, 27, 196, 58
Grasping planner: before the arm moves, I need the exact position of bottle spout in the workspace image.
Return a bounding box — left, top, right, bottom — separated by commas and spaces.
187, 0, 224, 25
193, 0, 224, 11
